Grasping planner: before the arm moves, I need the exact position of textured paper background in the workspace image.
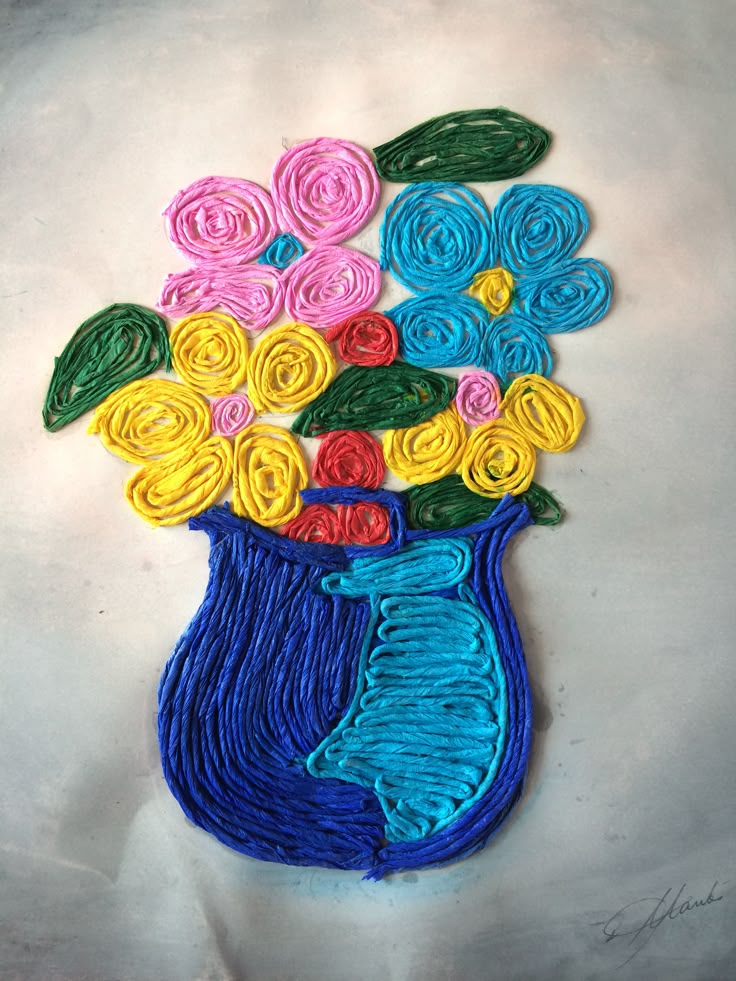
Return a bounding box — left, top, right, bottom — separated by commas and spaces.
2, 1, 735, 978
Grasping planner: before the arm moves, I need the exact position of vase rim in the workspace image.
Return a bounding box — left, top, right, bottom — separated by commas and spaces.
189, 493, 530, 568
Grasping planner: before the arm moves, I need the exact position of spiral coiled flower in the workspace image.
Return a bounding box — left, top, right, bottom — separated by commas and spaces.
232, 424, 308, 526
454, 371, 502, 426
247, 322, 336, 413
502, 374, 584, 452
126, 436, 232, 526
388, 292, 488, 368
257, 233, 304, 269
337, 501, 391, 545
383, 406, 466, 484
164, 176, 277, 264
210, 393, 255, 437
271, 137, 380, 246
89, 378, 210, 464
325, 312, 398, 367
515, 258, 612, 333
481, 313, 552, 385
312, 430, 385, 489
169, 311, 248, 396
283, 504, 343, 544
461, 420, 536, 498
469, 266, 514, 316
284, 245, 381, 328
492, 184, 589, 276
379, 181, 491, 292
157, 263, 284, 331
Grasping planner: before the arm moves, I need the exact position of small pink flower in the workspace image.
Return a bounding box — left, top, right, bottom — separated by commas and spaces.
454, 370, 502, 426
210, 393, 255, 437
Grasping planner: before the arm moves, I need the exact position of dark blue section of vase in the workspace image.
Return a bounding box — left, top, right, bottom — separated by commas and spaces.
157, 514, 384, 870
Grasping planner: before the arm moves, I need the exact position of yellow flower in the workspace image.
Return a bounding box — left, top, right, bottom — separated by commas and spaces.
89, 377, 210, 464
247, 322, 336, 413
384, 405, 466, 484
461, 420, 536, 498
232, 424, 308, 526
169, 311, 249, 396
502, 374, 584, 453
469, 266, 514, 316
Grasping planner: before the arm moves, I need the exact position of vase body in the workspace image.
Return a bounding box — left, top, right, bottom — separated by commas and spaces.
158, 494, 533, 877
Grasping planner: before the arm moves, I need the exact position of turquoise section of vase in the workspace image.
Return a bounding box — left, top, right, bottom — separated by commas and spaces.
307, 539, 508, 844
320, 537, 473, 597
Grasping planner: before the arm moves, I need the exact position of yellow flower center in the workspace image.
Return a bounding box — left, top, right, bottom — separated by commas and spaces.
470, 266, 514, 316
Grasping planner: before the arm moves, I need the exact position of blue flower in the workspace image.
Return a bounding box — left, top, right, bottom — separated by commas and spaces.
256, 232, 305, 269
381, 182, 613, 385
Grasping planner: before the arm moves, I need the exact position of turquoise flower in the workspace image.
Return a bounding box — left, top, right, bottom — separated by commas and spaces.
381, 182, 613, 385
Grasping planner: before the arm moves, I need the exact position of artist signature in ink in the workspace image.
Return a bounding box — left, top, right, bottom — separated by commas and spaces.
597, 882, 724, 966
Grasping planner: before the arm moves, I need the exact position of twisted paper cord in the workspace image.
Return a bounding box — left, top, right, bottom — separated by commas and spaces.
502, 373, 584, 453
520, 483, 562, 525
158, 498, 533, 874
364, 500, 533, 876
163, 176, 277, 264
89, 378, 210, 464
312, 430, 385, 489
43, 303, 170, 432
388, 292, 488, 368
291, 363, 456, 436
232, 423, 308, 527
383, 405, 466, 485
210, 393, 255, 437
320, 537, 472, 597
480, 312, 553, 386
404, 474, 560, 531
515, 258, 613, 333
157, 262, 284, 330
373, 108, 551, 183
324, 312, 398, 367
257, 232, 304, 269
169, 311, 249, 396
492, 184, 589, 276
308, 592, 506, 842
126, 436, 232, 527
337, 501, 390, 545
405, 474, 502, 531
301, 486, 407, 558
379, 182, 491, 293
284, 245, 381, 328
271, 137, 380, 246
454, 371, 502, 426
310, 542, 507, 842
158, 510, 384, 870
246, 321, 337, 413
469, 267, 514, 316
282, 503, 343, 544
461, 420, 536, 498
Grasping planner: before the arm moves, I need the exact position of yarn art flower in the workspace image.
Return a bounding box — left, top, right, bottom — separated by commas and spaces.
381, 182, 613, 385
156, 139, 382, 332
47, 130, 611, 535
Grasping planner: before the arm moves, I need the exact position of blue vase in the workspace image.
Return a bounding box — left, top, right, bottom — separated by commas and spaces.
157, 491, 533, 877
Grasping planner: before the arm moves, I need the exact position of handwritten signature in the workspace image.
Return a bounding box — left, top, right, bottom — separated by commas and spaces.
597, 881, 724, 966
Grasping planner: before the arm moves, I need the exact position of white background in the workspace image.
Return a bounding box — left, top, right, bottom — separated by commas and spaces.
1, 1, 735, 978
